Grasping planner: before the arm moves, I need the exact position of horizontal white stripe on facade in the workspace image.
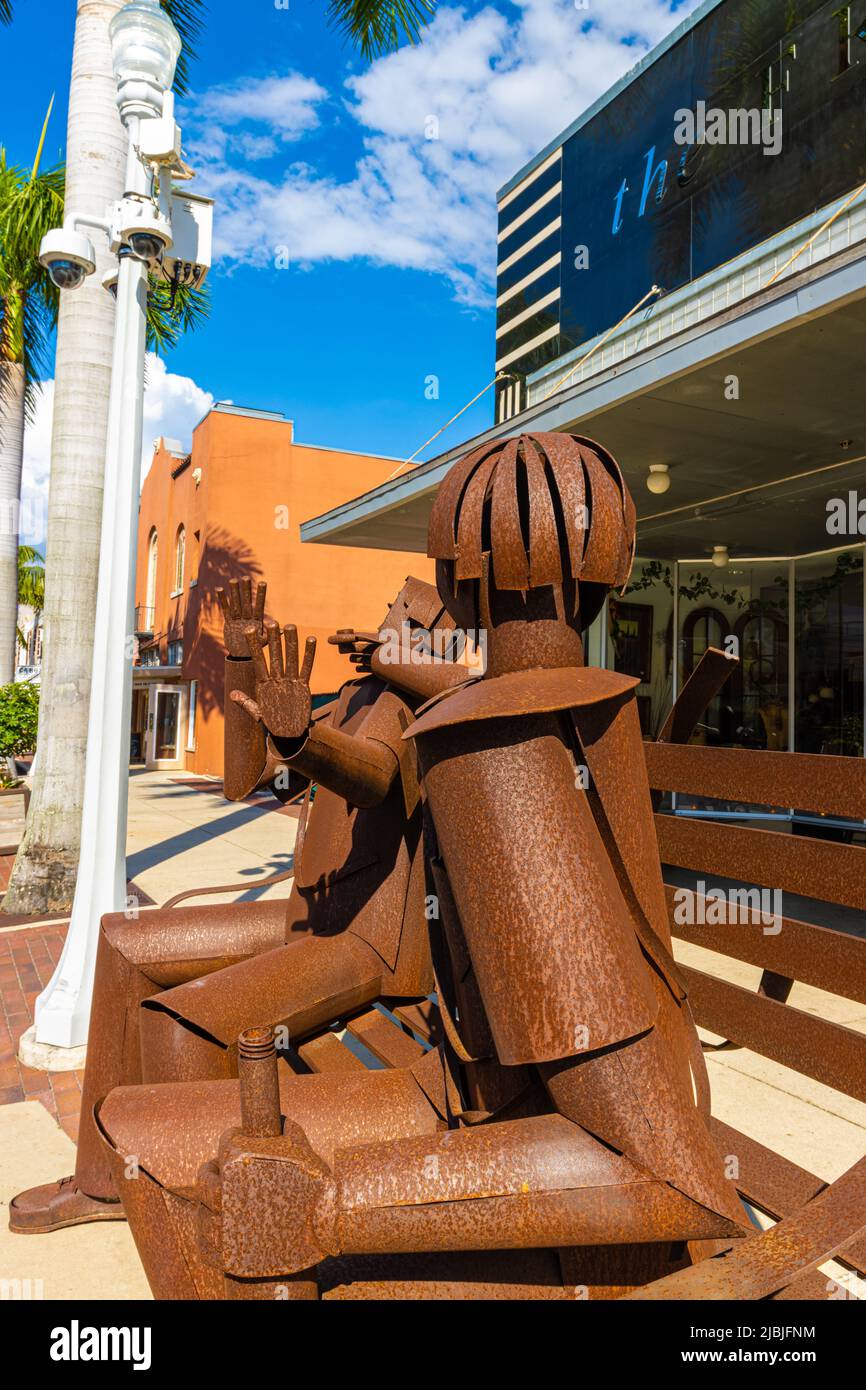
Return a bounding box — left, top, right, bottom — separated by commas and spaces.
497, 148, 561, 214
525, 188, 866, 407
497, 217, 561, 275
497, 181, 562, 244
496, 287, 561, 338
497, 252, 561, 307
496, 321, 559, 370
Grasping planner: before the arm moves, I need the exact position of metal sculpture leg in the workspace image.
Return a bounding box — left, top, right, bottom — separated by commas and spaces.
137, 930, 399, 1084
99, 1131, 224, 1300
97, 1064, 445, 1299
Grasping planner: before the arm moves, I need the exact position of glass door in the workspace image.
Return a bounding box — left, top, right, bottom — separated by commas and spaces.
151, 687, 181, 763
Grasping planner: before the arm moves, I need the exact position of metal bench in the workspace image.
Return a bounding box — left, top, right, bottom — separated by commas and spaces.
632, 739, 866, 1299
249, 742, 866, 1300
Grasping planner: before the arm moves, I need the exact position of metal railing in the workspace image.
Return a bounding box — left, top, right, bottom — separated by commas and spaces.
134, 604, 155, 635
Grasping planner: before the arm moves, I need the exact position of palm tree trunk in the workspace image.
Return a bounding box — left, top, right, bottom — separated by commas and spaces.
0, 360, 25, 685
3, 0, 127, 913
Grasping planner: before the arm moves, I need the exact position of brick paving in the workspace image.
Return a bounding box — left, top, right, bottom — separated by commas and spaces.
0, 920, 83, 1144
0, 769, 298, 1153
0, 870, 159, 1145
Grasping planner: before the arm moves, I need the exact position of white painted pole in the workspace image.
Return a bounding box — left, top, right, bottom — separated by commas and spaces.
34, 126, 149, 1048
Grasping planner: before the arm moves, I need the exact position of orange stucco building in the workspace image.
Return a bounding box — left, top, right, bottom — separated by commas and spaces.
132, 403, 433, 777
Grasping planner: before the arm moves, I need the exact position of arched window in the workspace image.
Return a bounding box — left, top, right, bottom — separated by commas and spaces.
145, 529, 158, 615
174, 526, 185, 592
681, 606, 729, 678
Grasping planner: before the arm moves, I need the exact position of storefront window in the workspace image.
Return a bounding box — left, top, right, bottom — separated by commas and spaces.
676, 560, 788, 750
649, 545, 866, 825
606, 559, 674, 736
794, 550, 864, 756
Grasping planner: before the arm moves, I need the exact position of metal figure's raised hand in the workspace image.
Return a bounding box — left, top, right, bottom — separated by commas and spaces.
231, 621, 317, 742
217, 578, 267, 659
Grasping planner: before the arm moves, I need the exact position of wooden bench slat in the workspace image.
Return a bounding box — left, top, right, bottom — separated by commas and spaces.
646, 743, 866, 821
684, 966, 866, 1103
709, 1119, 866, 1278
390, 1000, 442, 1045
297, 1031, 367, 1074
710, 1117, 824, 1211
657, 813, 866, 911
345, 1010, 427, 1069
666, 885, 866, 1006
770, 1268, 844, 1299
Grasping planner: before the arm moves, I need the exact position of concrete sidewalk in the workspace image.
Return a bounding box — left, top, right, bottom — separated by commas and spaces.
126, 770, 299, 908
0, 1102, 151, 1301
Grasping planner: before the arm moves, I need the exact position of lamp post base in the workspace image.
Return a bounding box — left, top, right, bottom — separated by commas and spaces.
17, 1023, 87, 1073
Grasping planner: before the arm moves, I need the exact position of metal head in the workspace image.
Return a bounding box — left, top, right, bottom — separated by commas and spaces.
429, 433, 635, 652
378, 575, 463, 660
381, 576, 454, 634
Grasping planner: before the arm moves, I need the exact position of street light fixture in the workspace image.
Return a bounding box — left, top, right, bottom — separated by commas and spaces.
28, 1, 211, 1055
109, 0, 181, 103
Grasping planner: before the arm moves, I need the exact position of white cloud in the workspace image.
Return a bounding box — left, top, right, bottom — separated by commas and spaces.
20, 357, 214, 549
190, 72, 327, 162
20, 381, 53, 549
141, 353, 214, 479
184, 0, 701, 304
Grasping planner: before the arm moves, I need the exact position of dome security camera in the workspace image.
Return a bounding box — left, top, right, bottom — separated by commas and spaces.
101, 267, 119, 299
121, 202, 172, 265
39, 228, 96, 291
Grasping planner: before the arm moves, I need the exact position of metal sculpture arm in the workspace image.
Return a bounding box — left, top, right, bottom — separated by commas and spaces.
218, 578, 285, 802
369, 645, 472, 701
231, 621, 402, 809
328, 627, 472, 701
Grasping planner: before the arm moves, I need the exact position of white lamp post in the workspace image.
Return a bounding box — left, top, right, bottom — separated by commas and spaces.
25, 0, 211, 1055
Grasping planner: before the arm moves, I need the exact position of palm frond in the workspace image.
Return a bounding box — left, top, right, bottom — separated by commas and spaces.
0, 147, 62, 394
2, 166, 64, 272
30, 94, 55, 182
161, 0, 206, 97
18, 546, 45, 611
17, 286, 56, 417
145, 273, 210, 353
0, 0, 12, 25
325, 0, 435, 59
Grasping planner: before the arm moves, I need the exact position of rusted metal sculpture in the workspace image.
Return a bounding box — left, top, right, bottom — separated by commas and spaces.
92, 432, 755, 1299
9, 573, 464, 1236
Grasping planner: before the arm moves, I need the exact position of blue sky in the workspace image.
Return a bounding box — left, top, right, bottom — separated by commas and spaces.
3, 0, 699, 543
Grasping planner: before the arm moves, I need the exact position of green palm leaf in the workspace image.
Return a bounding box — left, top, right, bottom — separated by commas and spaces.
17, 545, 45, 611
0, 0, 11, 25
145, 273, 210, 353
0, 136, 63, 419
325, 0, 436, 58
161, 0, 206, 98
